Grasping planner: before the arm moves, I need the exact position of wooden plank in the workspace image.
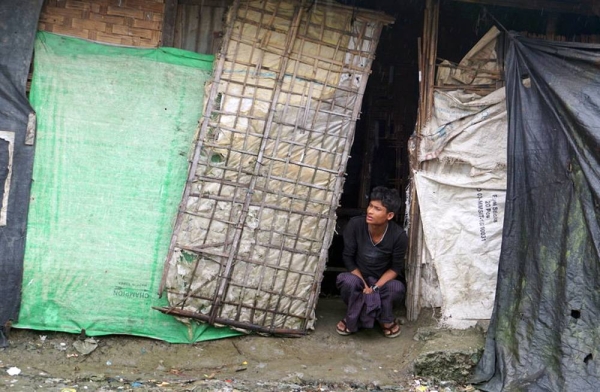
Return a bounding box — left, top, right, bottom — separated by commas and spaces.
196, 4, 211, 52
162, 0, 177, 46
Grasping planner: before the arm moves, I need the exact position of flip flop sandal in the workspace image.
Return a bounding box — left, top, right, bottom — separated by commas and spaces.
381, 321, 401, 338
336, 319, 353, 336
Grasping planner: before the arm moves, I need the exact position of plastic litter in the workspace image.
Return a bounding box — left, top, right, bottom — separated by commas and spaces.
73, 338, 98, 355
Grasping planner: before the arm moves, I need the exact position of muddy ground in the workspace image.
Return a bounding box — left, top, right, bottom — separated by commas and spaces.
0, 298, 482, 391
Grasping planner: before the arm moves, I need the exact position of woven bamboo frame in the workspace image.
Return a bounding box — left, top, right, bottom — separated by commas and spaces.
158, 0, 393, 335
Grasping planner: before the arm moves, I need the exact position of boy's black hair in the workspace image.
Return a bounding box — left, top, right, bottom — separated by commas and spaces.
370, 186, 401, 215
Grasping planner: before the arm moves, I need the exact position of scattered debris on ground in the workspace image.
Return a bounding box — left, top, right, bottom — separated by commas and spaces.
0, 299, 484, 391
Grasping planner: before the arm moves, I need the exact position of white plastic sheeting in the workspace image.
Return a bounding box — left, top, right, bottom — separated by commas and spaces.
419, 88, 507, 171
0, 131, 14, 226
436, 26, 501, 87
416, 87, 507, 328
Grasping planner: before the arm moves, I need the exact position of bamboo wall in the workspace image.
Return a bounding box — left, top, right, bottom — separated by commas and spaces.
38, 0, 165, 47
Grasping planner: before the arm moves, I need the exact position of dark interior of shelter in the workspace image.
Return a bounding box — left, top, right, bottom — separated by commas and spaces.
321, 0, 600, 296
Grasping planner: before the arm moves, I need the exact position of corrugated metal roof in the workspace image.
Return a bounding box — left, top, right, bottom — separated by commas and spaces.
174, 0, 232, 54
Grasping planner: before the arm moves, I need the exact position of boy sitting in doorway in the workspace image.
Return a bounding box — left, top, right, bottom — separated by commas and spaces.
336, 186, 408, 338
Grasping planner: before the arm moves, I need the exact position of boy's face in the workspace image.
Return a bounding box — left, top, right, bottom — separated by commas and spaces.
366, 200, 394, 226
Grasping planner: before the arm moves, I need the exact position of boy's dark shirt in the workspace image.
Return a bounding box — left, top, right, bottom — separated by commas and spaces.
342, 215, 408, 280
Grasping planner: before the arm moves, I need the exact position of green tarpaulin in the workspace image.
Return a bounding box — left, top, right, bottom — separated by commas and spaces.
16, 32, 240, 343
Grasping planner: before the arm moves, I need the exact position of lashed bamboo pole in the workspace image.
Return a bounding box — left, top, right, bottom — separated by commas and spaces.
231, 0, 282, 328
154, 307, 308, 336
406, 0, 439, 322
208, 1, 307, 325
251, 30, 307, 330
276, 16, 318, 331
158, 0, 242, 296
426, 1, 439, 121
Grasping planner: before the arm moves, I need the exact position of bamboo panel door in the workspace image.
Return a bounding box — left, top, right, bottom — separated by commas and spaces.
158, 0, 394, 335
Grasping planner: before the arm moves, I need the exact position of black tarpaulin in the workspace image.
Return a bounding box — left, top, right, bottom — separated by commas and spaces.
0, 0, 44, 337
473, 34, 600, 391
